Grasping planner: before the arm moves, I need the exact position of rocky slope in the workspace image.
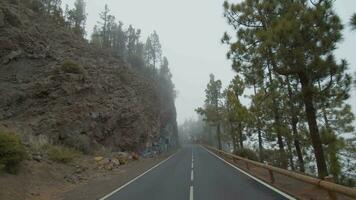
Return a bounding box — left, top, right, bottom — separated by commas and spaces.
0, 0, 177, 152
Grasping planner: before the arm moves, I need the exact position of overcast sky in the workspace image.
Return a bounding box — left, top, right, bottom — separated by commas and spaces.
62, 0, 356, 124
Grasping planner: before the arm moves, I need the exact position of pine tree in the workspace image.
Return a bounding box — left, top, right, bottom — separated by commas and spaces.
41, 0, 62, 16
68, 0, 87, 37
145, 31, 162, 70
90, 25, 102, 47
285, 76, 305, 172
351, 14, 356, 30
196, 74, 223, 150
223, 0, 348, 178
112, 21, 128, 58
99, 4, 111, 48
223, 76, 249, 152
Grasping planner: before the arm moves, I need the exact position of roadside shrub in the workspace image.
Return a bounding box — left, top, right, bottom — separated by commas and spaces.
63, 134, 90, 154
47, 145, 78, 164
0, 131, 27, 174
261, 149, 286, 167
233, 148, 258, 161
60, 59, 84, 74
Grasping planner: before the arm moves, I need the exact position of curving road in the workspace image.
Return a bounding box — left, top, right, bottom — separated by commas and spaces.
101, 145, 294, 200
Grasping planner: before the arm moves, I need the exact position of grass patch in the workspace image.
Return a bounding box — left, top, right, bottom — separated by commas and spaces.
0, 131, 27, 174
62, 134, 90, 154
46, 145, 78, 164
60, 59, 85, 74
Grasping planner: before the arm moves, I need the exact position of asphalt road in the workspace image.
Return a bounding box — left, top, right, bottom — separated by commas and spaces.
102, 145, 292, 200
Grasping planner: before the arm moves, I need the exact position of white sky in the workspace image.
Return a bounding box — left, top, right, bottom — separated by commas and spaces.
62, 0, 356, 124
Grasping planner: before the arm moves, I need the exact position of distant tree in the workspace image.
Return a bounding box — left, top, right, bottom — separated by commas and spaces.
145, 31, 162, 70
112, 21, 128, 58
126, 25, 145, 69
159, 57, 171, 80
90, 25, 102, 47
67, 0, 87, 36
159, 57, 175, 99
351, 13, 356, 30
99, 4, 111, 48
196, 74, 223, 150
40, 0, 64, 24
41, 0, 62, 15
144, 38, 154, 68
222, 76, 248, 152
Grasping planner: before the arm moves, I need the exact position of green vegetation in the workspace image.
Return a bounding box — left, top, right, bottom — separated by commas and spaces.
64, 0, 87, 36
351, 13, 356, 30
60, 59, 84, 74
234, 148, 258, 162
192, 0, 356, 185
0, 131, 27, 174
196, 74, 223, 149
62, 134, 90, 154
47, 145, 78, 164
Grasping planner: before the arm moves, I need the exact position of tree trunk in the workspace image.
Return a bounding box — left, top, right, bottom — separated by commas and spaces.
292, 121, 305, 172
229, 121, 237, 152
276, 132, 287, 168
238, 122, 243, 149
286, 78, 305, 172
299, 72, 328, 178
253, 84, 264, 161
286, 138, 295, 170
267, 65, 287, 168
217, 123, 222, 150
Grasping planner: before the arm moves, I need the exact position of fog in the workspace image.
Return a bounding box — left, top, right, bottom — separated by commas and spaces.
62, 0, 356, 124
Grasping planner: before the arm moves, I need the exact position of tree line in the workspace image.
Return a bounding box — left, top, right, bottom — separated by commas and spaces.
26, 0, 176, 102
196, 0, 356, 185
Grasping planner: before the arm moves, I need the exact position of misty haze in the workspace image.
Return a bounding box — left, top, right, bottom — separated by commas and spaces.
0, 0, 356, 200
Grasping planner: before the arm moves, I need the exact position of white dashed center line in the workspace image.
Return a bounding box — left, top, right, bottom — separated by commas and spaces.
190, 149, 194, 200
189, 186, 194, 200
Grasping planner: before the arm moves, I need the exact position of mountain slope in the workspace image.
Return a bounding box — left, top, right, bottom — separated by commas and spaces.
0, 0, 177, 152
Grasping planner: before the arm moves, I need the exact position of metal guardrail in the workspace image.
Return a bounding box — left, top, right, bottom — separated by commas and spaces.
204, 145, 356, 200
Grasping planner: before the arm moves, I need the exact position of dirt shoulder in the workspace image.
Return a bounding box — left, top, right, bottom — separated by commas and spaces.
0, 152, 173, 200
60, 154, 171, 200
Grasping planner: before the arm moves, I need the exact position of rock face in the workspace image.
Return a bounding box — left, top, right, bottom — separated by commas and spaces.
0, 1, 177, 152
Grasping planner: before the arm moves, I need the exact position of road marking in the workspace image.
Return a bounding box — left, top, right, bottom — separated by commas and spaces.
189, 186, 194, 200
190, 148, 194, 200
201, 146, 296, 200
192, 150, 194, 163
99, 152, 178, 200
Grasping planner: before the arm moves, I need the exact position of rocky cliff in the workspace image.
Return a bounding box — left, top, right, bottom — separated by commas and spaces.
0, 0, 178, 152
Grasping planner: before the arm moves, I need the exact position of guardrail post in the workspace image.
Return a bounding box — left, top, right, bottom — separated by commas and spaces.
268, 169, 275, 184
266, 163, 275, 184
324, 176, 337, 200
245, 161, 250, 170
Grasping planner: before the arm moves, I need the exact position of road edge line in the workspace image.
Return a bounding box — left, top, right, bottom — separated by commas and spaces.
99, 151, 178, 200
201, 145, 296, 200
